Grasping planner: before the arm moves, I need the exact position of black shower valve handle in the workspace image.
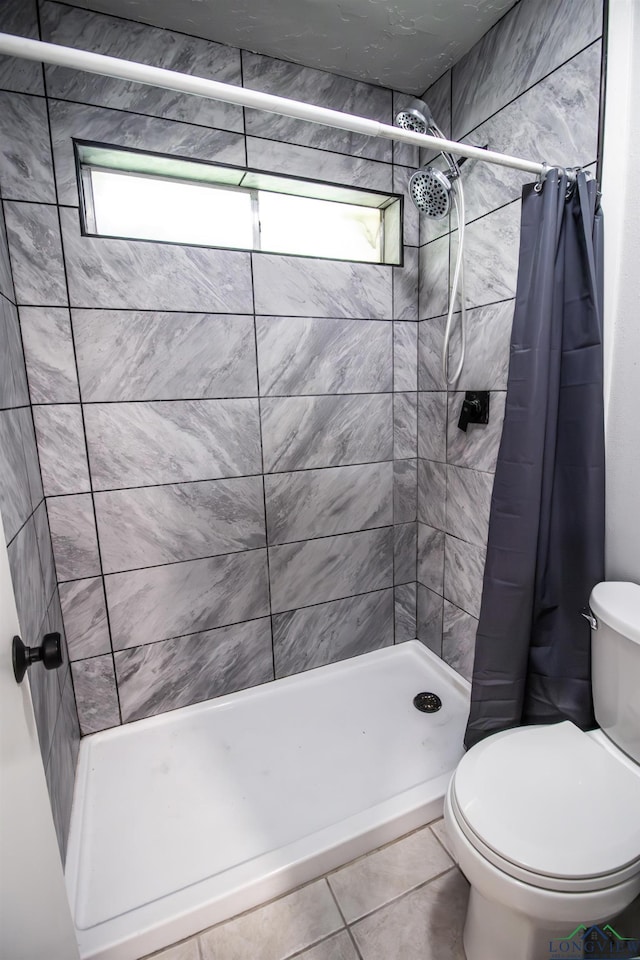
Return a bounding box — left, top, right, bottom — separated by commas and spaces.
12, 632, 63, 684
458, 391, 490, 433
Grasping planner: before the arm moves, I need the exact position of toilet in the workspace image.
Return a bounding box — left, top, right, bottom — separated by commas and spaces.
444, 581, 640, 960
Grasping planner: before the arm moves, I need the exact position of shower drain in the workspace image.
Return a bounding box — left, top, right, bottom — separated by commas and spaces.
413, 692, 442, 713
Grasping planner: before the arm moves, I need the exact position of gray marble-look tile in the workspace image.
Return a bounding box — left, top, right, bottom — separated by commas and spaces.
59, 207, 253, 313
269, 527, 393, 613
0, 92, 55, 203
0, 0, 43, 95
419, 234, 449, 320
40, 1, 243, 132
243, 50, 391, 162
105, 548, 270, 650
261, 394, 392, 473
445, 465, 494, 548
19, 307, 80, 403
351, 865, 468, 960
246, 137, 392, 193
253, 254, 392, 320
265, 462, 392, 546
115, 618, 274, 723
447, 392, 506, 473
4, 202, 67, 306
199, 878, 343, 960
59, 576, 111, 660
417, 459, 446, 531
417, 584, 443, 658
0, 408, 32, 543
393, 393, 417, 459
34, 499, 56, 605
418, 316, 447, 391
14, 406, 42, 511
418, 392, 447, 462
28, 645, 61, 768
44, 589, 69, 696
0, 295, 28, 408
33, 404, 90, 496
44, 668, 80, 862
444, 537, 486, 620
47, 493, 101, 582
0, 211, 16, 304
393, 459, 416, 524
71, 655, 121, 735
73, 311, 257, 402
393, 166, 419, 248
462, 201, 521, 309
393, 321, 417, 392
95, 476, 266, 573
273, 589, 393, 677
449, 300, 514, 391
393, 245, 418, 321
48, 99, 246, 207
418, 523, 445, 595
442, 600, 478, 682
7, 513, 47, 650
394, 522, 417, 585
84, 400, 261, 490
394, 582, 417, 643
256, 316, 391, 397
452, 0, 602, 139
419, 70, 452, 165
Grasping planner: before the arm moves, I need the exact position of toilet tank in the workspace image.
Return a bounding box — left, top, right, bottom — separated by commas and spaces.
589, 581, 640, 763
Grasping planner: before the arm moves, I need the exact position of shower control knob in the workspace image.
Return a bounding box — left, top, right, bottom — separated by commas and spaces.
458, 391, 490, 433
12, 632, 63, 684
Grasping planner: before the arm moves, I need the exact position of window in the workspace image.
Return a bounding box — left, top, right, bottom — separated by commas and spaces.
76, 142, 402, 265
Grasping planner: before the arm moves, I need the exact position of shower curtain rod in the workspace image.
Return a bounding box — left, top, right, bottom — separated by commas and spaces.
0, 32, 550, 177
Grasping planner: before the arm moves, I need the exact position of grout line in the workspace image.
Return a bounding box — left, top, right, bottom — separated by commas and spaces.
325, 880, 366, 960
345, 864, 459, 929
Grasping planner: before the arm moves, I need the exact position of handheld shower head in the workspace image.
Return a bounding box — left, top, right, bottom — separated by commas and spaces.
408, 167, 452, 219
394, 98, 433, 135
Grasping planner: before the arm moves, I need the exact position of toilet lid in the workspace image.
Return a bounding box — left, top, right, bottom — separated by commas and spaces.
453, 721, 640, 881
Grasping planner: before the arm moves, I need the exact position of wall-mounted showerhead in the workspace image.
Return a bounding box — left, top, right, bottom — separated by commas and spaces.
408, 167, 452, 219
394, 98, 433, 135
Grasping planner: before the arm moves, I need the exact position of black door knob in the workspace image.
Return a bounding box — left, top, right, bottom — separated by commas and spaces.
12, 633, 63, 684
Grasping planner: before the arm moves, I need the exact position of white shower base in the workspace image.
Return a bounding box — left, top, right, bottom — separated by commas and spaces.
65, 641, 470, 960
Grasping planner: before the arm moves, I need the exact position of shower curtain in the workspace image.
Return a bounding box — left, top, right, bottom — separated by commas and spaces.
465, 169, 605, 750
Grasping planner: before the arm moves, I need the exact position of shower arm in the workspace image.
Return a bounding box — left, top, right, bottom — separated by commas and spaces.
0, 32, 559, 179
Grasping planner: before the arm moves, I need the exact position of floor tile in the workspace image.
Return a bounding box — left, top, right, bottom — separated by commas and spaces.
430, 819, 455, 861
143, 938, 201, 960
295, 931, 359, 960
328, 826, 453, 923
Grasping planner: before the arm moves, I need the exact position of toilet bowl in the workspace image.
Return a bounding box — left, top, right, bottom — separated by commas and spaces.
444, 582, 640, 960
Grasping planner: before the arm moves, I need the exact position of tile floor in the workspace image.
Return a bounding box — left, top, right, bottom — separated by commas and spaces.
142, 818, 468, 960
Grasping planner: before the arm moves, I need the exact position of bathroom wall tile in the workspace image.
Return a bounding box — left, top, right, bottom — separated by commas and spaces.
0, 408, 33, 543
0, 297, 25, 408
115, 618, 274, 722
48, 493, 101, 582
28, 650, 60, 767
45, 589, 69, 696
84, 400, 261, 490
0, 92, 55, 203
392, 92, 419, 168
34, 499, 56, 604
199, 878, 343, 960
40, 2, 244, 132
393, 321, 417, 392
449, 300, 514, 391
105, 548, 270, 649
59, 576, 111, 660
15, 405, 43, 510
417, 523, 445, 595
329, 824, 453, 922
269, 527, 393, 613
59, 207, 253, 313
246, 137, 392, 192
265, 462, 392, 546
48, 100, 246, 206
462, 201, 521, 309
256, 316, 392, 396
71, 655, 121, 734
445, 465, 494, 547
417, 459, 446, 530
4, 202, 67, 306
393, 245, 418, 321
419, 69, 452, 164
419, 235, 449, 320
20, 307, 80, 403
273, 589, 393, 677
33, 404, 90, 496
0, 210, 16, 303
243, 51, 392, 162
442, 600, 478, 682
418, 392, 447, 462
447, 391, 506, 473
393, 166, 419, 248
261, 394, 392, 473
393, 393, 417, 459
444, 536, 486, 620
0, 0, 43, 96
452, 0, 602, 138
73, 311, 257, 402
393, 459, 417, 523
417, 586, 443, 657
394, 521, 417, 585
418, 317, 447, 391
252, 254, 392, 320
95, 476, 266, 573
7, 514, 47, 649
45, 668, 80, 860
394, 582, 417, 642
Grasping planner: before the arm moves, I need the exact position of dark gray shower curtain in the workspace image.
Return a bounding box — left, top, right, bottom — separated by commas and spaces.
464, 169, 605, 750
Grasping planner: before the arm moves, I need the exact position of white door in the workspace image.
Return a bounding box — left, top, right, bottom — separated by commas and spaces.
0, 510, 79, 959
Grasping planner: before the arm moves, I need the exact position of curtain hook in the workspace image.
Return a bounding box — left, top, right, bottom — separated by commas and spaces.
534, 161, 550, 193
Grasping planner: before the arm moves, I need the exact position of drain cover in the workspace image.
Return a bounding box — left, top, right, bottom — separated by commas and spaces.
413, 692, 442, 713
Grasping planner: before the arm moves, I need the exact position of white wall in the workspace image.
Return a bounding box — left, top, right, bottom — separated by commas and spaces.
602, 0, 640, 584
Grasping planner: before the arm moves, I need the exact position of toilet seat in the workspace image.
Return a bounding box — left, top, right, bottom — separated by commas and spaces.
450, 721, 640, 893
